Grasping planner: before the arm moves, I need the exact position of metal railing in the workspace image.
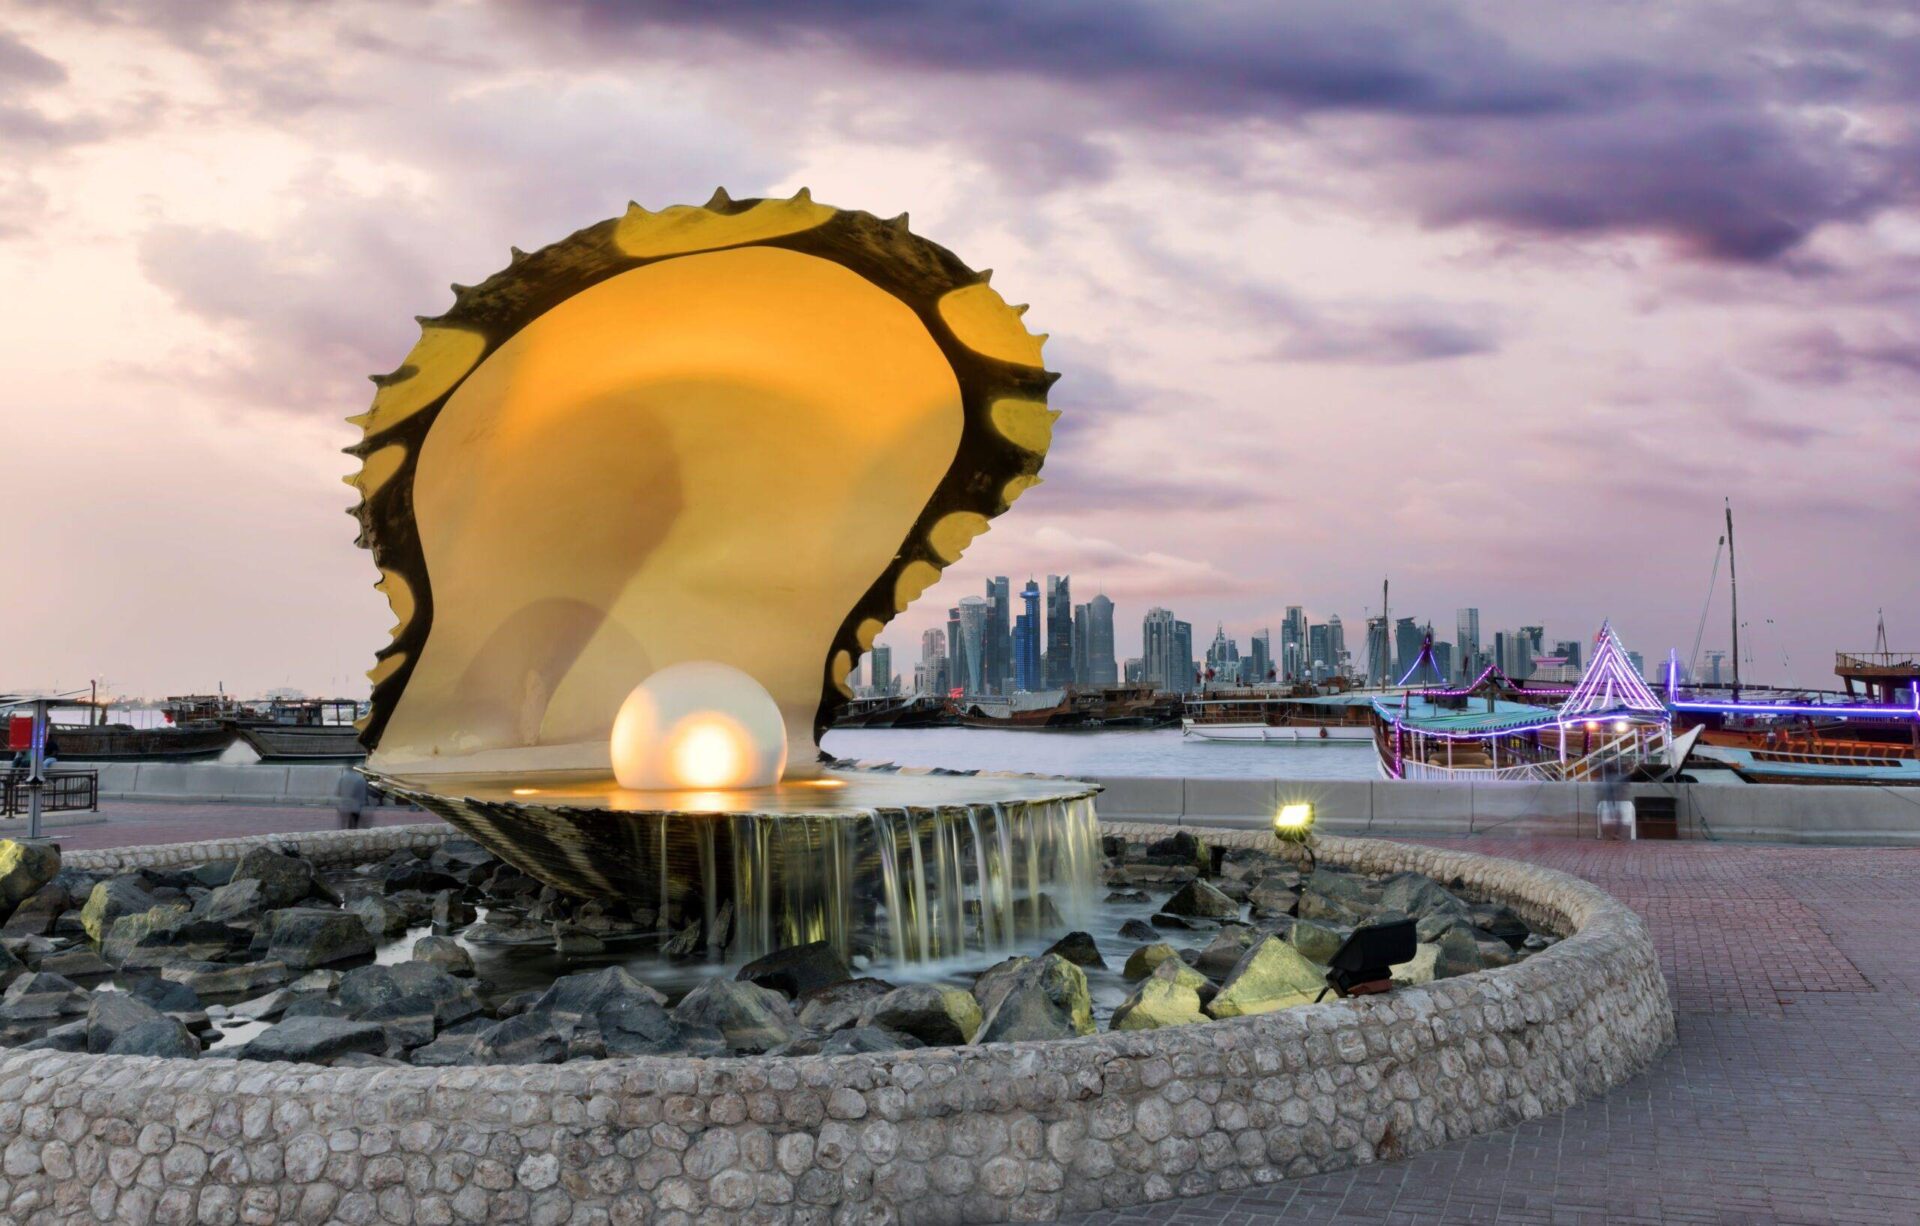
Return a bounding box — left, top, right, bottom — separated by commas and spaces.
1, 770, 99, 818
1837, 652, 1920, 673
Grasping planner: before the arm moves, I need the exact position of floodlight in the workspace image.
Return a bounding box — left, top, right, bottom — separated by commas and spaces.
1318, 917, 1417, 1000
1273, 802, 1315, 840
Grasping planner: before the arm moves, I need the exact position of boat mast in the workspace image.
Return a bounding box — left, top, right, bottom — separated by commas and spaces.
1725, 498, 1740, 698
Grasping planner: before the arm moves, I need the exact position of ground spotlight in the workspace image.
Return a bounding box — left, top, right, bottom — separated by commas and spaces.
1318, 916, 1417, 1001
1273, 802, 1316, 873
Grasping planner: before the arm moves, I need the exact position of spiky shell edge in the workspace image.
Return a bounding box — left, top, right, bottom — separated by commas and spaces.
344, 188, 1059, 756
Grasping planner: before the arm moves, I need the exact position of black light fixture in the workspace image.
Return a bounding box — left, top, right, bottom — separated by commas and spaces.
1317, 917, 1417, 1001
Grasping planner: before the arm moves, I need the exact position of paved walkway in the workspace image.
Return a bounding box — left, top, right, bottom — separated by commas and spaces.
1061, 837, 1920, 1225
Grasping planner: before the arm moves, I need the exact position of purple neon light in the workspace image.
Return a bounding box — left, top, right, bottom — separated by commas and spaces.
1662, 649, 1920, 719
1418, 664, 1574, 698
1560, 621, 1664, 716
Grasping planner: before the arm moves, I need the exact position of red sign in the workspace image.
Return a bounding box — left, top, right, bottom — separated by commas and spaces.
6, 716, 32, 752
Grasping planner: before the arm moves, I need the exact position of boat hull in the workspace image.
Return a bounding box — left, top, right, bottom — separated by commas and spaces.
1182, 720, 1371, 744
234, 725, 366, 762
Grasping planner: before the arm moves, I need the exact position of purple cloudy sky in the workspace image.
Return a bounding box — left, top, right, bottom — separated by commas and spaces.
4, 0, 1917, 698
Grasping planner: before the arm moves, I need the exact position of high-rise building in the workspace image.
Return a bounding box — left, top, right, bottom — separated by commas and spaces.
955, 596, 989, 693
1248, 630, 1272, 686
1124, 657, 1145, 684
1552, 639, 1583, 670
1326, 615, 1346, 675
1496, 630, 1533, 680
870, 644, 895, 697
1432, 641, 1453, 681
1044, 575, 1074, 689
919, 628, 947, 696
1084, 594, 1117, 685
1142, 607, 1196, 693
1173, 620, 1195, 694
1308, 623, 1331, 682
1455, 608, 1480, 681
1013, 579, 1042, 691
1281, 606, 1305, 680
946, 607, 966, 695
1365, 616, 1390, 683
1070, 603, 1089, 687
984, 577, 1012, 695
1394, 618, 1423, 682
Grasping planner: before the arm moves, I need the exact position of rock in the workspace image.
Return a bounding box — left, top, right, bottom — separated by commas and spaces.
109, 1015, 202, 1057
1104, 889, 1149, 904
35, 948, 113, 980
1247, 876, 1300, 917
1288, 917, 1345, 965
231, 847, 318, 909
660, 923, 702, 959
796, 978, 895, 1033
468, 1012, 567, 1064
80, 877, 159, 943
2, 880, 71, 937
104, 905, 252, 969
812, 1026, 921, 1056
1161, 880, 1240, 919
1110, 863, 1198, 887
1149, 912, 1213, 932
1111, 960, 1212, 1031
528, 965, 667, 1022
1392, 942, 1441, 985
736, 940, 852, 997
229, 989, 296, 1022
1143, 831, 1210, 873
1436, 925, 1495, 977
347, 895, 412, 939
0, 972, 89, 1020
382, 861, 463, 896
281, 997, 348, 1020
970, 956, 1031, 1016
1296, 890, 1369, 926
1416, 911, 1462, 943
339, 962, 482, 1027
1206, 936, 1327, 1018
1194, 926, 1260, 979
858, 984, 981, 1046
1042, 930, 1104, 968
430, 891, 475, 934
426, 839, 498, 885
1524, 932, 1558, 951
411, 935, 474, 976
974, 954, 1095, 1043
1469, 903, 1532, 949
124, 974, 201, 1013
0, 839, 60, 921
160, 960, 290, 997
494, 989, 543, 1019
1121, 942, 1182, 981
261, 909, 376, 969
362, 992, 440, 1049
596, 995, 728, 1057
409, 1032, 482, 1066
186, 861, 236, 889
1117, 919, 1157, 942
551, 924, 605, 957
192, 878, 273, 926
18, 1019, 87, 1052
86, 990, 168, 1052
674, 978, 805, 1054
239, 1015, 388, 1064
0, 943, 24, 991
1379, 872, 1467, 919
706, 899, 734, 954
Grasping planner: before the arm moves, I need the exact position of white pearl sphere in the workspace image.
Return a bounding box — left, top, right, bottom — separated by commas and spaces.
611, 662, 788, 791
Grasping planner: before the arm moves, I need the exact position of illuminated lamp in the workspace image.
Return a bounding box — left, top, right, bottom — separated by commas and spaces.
1612, 719, 1630, 733
612, 662, 788, 791
1318, 916, 1418, 1001
1273, 801, 1317, 873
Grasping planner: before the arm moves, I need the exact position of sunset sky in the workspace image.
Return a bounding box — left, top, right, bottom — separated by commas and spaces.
5, 0, 1918, 699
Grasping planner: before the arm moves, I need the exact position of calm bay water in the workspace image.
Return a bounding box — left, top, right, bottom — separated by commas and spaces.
820, 727, 1379, 780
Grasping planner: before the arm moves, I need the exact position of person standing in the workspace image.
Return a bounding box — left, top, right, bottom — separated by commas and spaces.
335, 768, 371, 830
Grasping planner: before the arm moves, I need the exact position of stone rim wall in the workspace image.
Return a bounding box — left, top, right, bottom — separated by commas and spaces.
0, 824, 1673, 1224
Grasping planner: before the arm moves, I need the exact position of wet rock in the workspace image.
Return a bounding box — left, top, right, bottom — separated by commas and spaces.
1110, 959, 1211, 1032
707, 900, 734, 955
779, 1026, 922, 1057
110, 1015, 202, 1057
481, 865, 541, 900
974, 954, 1094, 1043
1194, 926, 1261, 979
86, 990, 168, 1052
674, 978, 806, 1054
1143, 831, 1210, 874
1437, 924, 1516, 975
568, 899, 647, 938
1161, 879, 1240, 919
2, 880, 71, 937
412, 934, 474, 976
0, 972, 89, 1021
80, 877, 159, 943
228, 989, 297, 1022
161, 960, 290, 997
106, 905, 252, 969
430, 890, 475, 934
238, 1015, 388, 1064
260, 908, 376, 969
186, 860, 236, 889
1379, 871, 1467, 920
333, 1052, 408, 1069
347, 895, 412, 939
1219, 848, 1293, 883
1469, 903, 1532, 949
34, 948, 113, 981
493, 989, 543, 1019
1288, 917, 1345, 965
596, 995, 728, 1058
795, 978, 895, 1033
1042, 930, 1104, 968
0, 839, 60, 921
192, 878, 273, 926
124, 974, 200, 1013
1206, 936, 1327, 1018
737, 940, 852, 997
552, 924, 605, 957
362, 993, 439, 1050
463, 916, 549, 946
18, 1019, 87, 1052
1121, 942, 1181, 981
1105, 889, 1149, 904
339, 962, 482, 1027
970, 956, 1031, 1017
1149, 912, 1213, 932
382, 860, 463, 896
231, 847, 318, 909
858, 984, 981, 1046
1247, 876, 1301, 918
1117, 919, 1157, 942
409, 1031, 482, 1067
426, 839, 498, 885
0, 943, 23, 991
1523, 932, 1558, 951
1392, 942, 1441, 985
1296, 890, 1369, 926
660, 922, 702, 959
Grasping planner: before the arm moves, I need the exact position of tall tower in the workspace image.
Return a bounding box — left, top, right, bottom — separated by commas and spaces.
1086, 594, 1118, 685
1045, 575, 1074, 689
984, 577, 1011, 695
1014, 579, 1042, 691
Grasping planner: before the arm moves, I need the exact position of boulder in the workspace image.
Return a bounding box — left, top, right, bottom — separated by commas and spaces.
1247, 876, 1300, 917
361, 992, 439, 1050
1149, 912, 1213, 932
104, 905, 252, 969
0, 839, 60, 921
412, 935, 474, 976
1042, 930, 1104, 968
1194, 926, 1260, 980
261, 909, 376, 970
2, 881, 71, 937
430, 891, 475, 934
109, 1016, 201, 1058
409, 1032, 483, 1067
552, 924, 605, 957
239, 1015, 388, 1064
1392, 942, 1441, 985
1121, 942, 1181, 981
796, 978, 895, 1033
1379, 871, 1467, 919
86, 990, 168, 1052
970, 956, 1031, 1016
974, 954, 1095, 1043
18, 1019, 88, 1052
1110, 864, 1198, 887
124, 974, 201, 1013
80, 877, 160, 943
160, 961, 290, 997
659, 923, 702, 959
1206, 936, 1327, 1018
1117, 919, 1157, 942
347, 895, 412, 939
1143, 831, 1210, 873
736, 940, 852, 997
382, 861, 463, 896
1104, 889, 1149, 904
527, 965, 666, 1023
1296, 890, 1369, 926
186, 861, 236, 889
0, 972, 89, 1021
35, 948, 113, 981
1468, 903, 1532, 949
673, 978, 805, 1054
817, 1026, 921, 1056
338, 962, 481, 1027
464, 916, 549, 946
595, 995, 728, 1058
1160, 880, 1240, 919
1288, 917, 1345, 965
426, 840, 498, 885
0, 942, 24, 991
231, 847, 318, 909
858, 984, 981, 1046
1110, 960, 1211, 1032
192, 878, 273, 926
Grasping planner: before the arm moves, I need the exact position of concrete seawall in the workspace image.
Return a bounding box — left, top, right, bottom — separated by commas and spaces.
90, 763, 1920, 845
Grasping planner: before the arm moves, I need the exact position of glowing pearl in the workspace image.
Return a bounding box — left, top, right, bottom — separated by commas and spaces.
611, 662, 787, 791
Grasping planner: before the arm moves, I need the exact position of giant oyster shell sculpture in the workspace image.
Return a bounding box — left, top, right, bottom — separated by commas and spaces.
347, 189, 1057, 781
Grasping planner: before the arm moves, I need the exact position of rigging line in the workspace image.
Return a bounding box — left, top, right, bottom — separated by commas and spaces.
1688, 536, 1725, 684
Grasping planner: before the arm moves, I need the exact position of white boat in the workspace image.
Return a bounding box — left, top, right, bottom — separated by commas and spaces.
1183, 692, 1377, 745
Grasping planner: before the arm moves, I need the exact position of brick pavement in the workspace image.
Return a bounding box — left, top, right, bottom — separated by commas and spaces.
1058, 838, 1920, 1225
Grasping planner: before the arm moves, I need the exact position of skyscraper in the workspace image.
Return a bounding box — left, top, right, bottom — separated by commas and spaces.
1205, 624, 1240, 685
1365, 616, 1390, 683
1248, 630, 1272, 686
917, 628, 946, 695
1173, 620, 1195, 694
1013, 579, 1042, 691
1142, 607, 1183, 693
1281, 606, 1305, 680
1552, 638, 1583, 670
984, 577, 1012, 695
1394, 618, 1423, 681
1070, 603, 1090, 687
946, 607, 966, 695
1084, 593, 1117, 685
869, 644, 894, 697
1308, 623, 1331, 682
955, 596, 989, 693
1045, 575, 1074, 689
1455, 608, 1480, 681
1326, 615, 1346, 675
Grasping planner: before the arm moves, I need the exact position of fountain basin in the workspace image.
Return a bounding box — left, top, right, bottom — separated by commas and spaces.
371, 768, 1102, 964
